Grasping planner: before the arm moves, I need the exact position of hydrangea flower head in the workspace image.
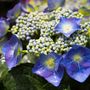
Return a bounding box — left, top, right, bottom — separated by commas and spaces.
32, 52, 64, 86
62, 45, 90, 82
55, 17, 81, 37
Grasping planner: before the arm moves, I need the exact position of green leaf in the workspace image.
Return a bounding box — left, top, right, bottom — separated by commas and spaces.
79, 7, 90, 17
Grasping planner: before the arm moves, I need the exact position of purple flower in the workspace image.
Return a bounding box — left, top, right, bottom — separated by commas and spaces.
2, 35, 22, 70
32, 52, 64, 87
62, 45, 90, 82
44, 0, 65, 12
55, 17, 81, 37
0, 18, 9, 38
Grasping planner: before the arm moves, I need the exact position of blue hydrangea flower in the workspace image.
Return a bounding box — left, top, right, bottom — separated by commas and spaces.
32, 52, 64, 87
0, 18, 9, 38
2, 35, 22, 70
44, 0, 65, 12
62, 45, 90, 82
55, 17, 81, 37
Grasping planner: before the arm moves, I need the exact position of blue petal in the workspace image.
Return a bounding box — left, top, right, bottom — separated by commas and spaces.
66, 62, 90, 82
55, 23, 63, 33
60, 17, 67, 22
47, 52, 62, 70
2, 35, 22, 70
44, 0, 65, 12
45, 66, 64, 86
32, 66, 54, 78
70, 18, 81, 24
62, 45, 90, 82
54, 17, 81, 37
32, 52, 63, 87
32, 54, 53, 77
48, 0, 65, 10
0, 18, 9, 38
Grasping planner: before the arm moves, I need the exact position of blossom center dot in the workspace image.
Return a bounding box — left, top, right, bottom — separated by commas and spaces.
73, 54, 82, 62
62, 23, 72, 33
45, 58, 55, 69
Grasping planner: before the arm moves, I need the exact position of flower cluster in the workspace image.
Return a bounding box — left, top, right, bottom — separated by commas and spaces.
32, 45, 90, 86
10, 7, 89, 54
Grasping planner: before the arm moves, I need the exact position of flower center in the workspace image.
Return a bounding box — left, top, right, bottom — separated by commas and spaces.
45, 58, 55, 69
62, 23, 72, 33
73, 54, 82, 62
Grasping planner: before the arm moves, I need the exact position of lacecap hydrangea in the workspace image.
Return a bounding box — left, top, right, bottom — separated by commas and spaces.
11, 7, 90, 55
0, 0, 90, 87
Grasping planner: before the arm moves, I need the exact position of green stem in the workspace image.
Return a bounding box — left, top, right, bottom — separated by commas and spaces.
20, 50, 28, 54
7, 30, 11, 32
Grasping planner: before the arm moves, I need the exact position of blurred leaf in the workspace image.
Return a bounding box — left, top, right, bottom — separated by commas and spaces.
79, 7, 90, 17
21, 53, 39, 64
2, 63, 45, 90
0, 62, 8, 79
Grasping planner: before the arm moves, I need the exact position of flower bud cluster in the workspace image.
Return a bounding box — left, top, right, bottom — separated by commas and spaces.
10, 7, 89, 54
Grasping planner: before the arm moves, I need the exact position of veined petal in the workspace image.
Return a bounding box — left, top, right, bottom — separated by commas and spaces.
62, 45, 90, 82
55, 17, 81, 37
45, 66, 64, 86
2, 35, 22, 70
32, 52, 64, 87
66, 62, 90, 82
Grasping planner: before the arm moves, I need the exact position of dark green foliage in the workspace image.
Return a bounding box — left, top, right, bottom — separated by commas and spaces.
0, 62, 90, 90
